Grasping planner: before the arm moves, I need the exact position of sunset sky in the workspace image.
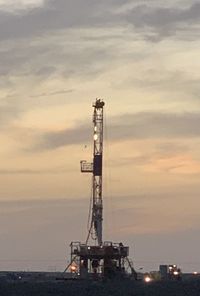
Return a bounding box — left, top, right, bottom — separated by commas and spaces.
0, 0, 200, 272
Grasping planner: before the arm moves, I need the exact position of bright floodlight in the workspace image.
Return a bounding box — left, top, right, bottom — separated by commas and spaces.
70, 265, 77, 272
144, 276, 151, 283
193, 271, 198, 275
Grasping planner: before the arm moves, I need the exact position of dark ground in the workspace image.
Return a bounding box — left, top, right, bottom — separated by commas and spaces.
0, 279, 200, 296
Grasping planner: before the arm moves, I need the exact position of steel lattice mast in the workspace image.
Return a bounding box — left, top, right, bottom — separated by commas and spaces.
80, 99, 105, 246
68, 99, 132, 279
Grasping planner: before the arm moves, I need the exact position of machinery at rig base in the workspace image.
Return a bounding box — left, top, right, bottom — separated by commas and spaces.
70, 241, 129, 278
68, 99, 135, 279
159, 264, 182, 281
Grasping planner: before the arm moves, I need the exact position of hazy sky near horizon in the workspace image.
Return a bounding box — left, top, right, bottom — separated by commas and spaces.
1, 0, 200, 272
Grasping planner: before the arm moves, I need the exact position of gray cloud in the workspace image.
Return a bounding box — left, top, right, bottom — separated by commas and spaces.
123, 2, 200, 40
112, 112, 200, 139
0, 0, 105, 40
0, 1, 199, 147
0, 26, 114, 86
126, 3, 200, 27
130, 70, 200, 98
35, 124, 91, 150
33, 112, 200, 150
0, 0, 47, 14
1, 1, 199, 95
0, 0, 198, 43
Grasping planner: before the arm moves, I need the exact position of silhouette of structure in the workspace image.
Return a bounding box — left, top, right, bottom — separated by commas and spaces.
67, 99, 134, 279
80, 99, 104, 246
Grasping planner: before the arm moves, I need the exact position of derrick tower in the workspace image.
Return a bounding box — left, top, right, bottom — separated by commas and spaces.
68, 99, 133, 279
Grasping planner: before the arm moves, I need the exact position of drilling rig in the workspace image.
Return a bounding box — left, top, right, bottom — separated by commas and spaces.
68, 99, 134, 279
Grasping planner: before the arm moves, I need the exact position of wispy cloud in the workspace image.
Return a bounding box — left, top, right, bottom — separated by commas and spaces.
113, 112, 200, 139
33, 124, 91, 150
33, 112, 200, 150
0, 0, 47, 14
0, 167, 69, 175
123, 2, 200, 40
0, 0, 198, 42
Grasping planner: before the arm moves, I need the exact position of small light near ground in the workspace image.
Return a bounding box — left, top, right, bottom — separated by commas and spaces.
173, 271, 179, 276
193, 271, 198, 275
70, 265, 77, 272
144, 276, 151, 283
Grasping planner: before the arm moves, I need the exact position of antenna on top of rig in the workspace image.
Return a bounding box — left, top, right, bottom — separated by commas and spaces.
80, 98, 105, 246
